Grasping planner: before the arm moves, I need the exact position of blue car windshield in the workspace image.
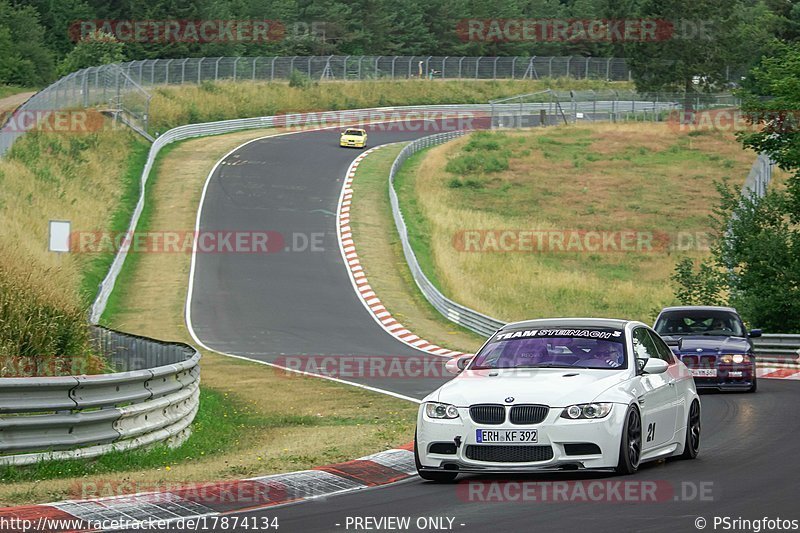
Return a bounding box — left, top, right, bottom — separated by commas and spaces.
654, 311, 746, 337
470, 329, 627, 370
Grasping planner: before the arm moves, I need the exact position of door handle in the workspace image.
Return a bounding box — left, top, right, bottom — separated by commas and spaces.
637, 396, 645, 405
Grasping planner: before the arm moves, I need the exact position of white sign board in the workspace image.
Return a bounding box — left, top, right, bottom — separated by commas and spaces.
48, 220, 71, 252
576, 112, 585, 119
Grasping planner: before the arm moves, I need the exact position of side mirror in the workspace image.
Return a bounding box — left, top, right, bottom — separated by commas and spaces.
642, 358, 669, 375
445, 354, 474, 375
749, 329, 762, 338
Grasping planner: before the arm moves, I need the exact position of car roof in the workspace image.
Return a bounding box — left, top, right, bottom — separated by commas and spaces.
343, 128, 365, 132
500, 317, 632, 331
658, 305, 738, 314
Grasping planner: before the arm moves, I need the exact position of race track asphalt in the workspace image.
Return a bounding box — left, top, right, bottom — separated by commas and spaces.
188, 122, 465, 399
181, 123, 799, 533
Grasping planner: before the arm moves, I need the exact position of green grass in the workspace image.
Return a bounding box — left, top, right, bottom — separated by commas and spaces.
99, 142, 177, 324
350, 145, 484, 352
392, 149, 445, 292
0, 85, 34, 100
391, 123, 759, 323
80, 138, 151, 307
0, 385, 408, 486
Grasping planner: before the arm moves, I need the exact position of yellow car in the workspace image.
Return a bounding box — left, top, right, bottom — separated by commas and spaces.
339, 128, 368, 148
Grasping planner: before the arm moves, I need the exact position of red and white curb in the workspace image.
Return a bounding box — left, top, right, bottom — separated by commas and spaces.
337, 146, 468, 359
0, 446, 416, 532
757, 364, 800, 380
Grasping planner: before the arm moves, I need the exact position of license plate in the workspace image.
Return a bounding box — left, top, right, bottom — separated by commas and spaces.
476, 429, 538, 443
691, 368, 718, 377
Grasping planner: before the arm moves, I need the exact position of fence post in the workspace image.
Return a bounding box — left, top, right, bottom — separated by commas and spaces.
548, 57, 554, 78
511, 57, 516, 79
374, 56, 381, 79
252, 57, 258, 80
214, 57, 221, 81
585, 57, 590, 79
197, 57, 204, 84
271, 57, 277, 81
493, 57, 498, 79
475, 57, 480, 79
233, 57, 239, 81
391, 56, 398, 78
606, 57, 612, 80
458, 57, 465, 79
343, 55, 350, 79
165, 59, 173, 84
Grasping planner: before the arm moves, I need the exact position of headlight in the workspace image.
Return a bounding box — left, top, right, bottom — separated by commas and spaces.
720, 354, 747, 364
425, 402, 460, 419
561, 403, 613, 420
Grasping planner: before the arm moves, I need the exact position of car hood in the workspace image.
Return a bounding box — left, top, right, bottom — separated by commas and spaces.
661, 335, 751, 355
431, 368, 629, 407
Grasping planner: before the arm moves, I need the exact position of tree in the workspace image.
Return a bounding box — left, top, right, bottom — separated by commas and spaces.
625, 0, 770, 94
672, 42, 800, 332
0, 0, 55, 86
57, 31, 126, 75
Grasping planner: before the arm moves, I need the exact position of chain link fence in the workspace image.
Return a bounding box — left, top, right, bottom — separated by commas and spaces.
0, 55, 637, 156
490, 90, 740, 127
115, 56, 634, 84
2, 55, 752, 157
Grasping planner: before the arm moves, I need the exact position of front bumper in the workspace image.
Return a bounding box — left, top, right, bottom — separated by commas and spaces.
416, 405, 626, 473
688, 363, 756, 390
340, 140, 365, 147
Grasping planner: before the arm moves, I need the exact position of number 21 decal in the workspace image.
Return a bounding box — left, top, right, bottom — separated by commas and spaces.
646, 422, 656, 442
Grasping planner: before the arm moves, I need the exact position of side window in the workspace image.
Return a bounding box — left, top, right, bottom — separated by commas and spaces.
647, 330, 675, 364
632, 328, 657, 365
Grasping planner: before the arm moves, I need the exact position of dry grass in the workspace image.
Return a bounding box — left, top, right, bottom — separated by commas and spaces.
348, 145, 485, 354
0, 129, 421, 507
402, 123, 773, 323
148, 78, 632, 133
0, 129, 136, 293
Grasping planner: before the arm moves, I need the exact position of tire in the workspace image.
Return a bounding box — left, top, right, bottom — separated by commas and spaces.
414, 433, 458, 482
747, 376, 758, 393
680, 400, 701, 459
615, 406, 642, 475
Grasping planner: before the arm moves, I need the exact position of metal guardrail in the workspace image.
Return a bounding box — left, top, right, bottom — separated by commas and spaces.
88, 104, 508, 322
0, 326, 200, 466
752, 335, 800, 358
388, 131, 505, 339
387, 132, 799, 365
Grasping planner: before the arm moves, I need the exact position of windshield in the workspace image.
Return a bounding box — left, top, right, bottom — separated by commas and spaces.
654, 310, 746, 337
343, 129, 364, 136
470, 328, 627, 370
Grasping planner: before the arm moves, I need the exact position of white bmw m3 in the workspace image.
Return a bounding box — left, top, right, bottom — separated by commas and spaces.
415, 319, 701, 482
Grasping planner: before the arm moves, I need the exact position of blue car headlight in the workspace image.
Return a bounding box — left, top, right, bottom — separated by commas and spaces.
425, 402, 460, 419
